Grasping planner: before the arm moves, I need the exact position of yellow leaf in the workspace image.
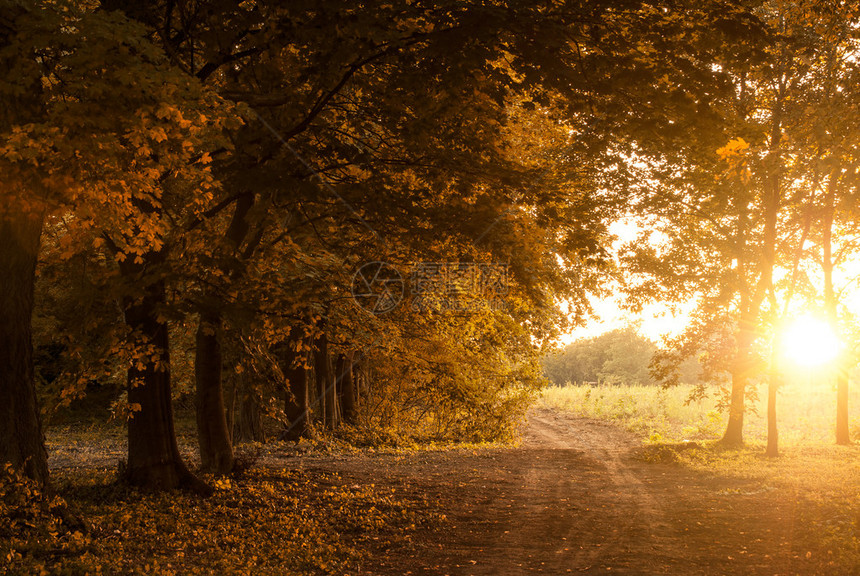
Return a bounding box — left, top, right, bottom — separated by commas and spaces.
716, 137, 749, 159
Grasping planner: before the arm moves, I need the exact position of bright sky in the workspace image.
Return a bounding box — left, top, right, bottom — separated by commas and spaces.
561, 300, 692, 344
559, 219, 860, 348
560, 217, 692, 344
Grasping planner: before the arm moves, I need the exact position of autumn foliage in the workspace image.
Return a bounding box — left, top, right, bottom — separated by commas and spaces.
5, 3, 860, 574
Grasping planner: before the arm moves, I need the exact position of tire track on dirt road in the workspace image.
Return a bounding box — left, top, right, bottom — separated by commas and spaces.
526, 409, 672, 535
518, 409, 679, 574
417, 408, 682, 575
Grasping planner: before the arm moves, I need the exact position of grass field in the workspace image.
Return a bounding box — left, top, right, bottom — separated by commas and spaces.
539, 378, 860, 445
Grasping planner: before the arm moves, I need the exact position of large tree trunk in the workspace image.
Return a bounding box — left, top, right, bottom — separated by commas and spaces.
193, 191, 259, 468
0, 213, 49, 485
121, 256, 208, 493
722, 374, 746, 445
282, 334, 312, 441
336, 352, 357, 424
759, 76, 784, 454
194, 310, 234, 474
723, 176, 755, 447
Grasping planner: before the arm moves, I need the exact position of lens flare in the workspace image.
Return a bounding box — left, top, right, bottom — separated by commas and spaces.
781, 316, 840, 367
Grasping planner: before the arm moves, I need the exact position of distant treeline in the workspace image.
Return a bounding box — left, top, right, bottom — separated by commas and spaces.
542, 327, 700, 387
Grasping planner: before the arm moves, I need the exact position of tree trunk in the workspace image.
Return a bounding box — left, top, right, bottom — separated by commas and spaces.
236, 396, 265, 444
722, 385, 745, 444
226, 374, 237, 444
0, 213, 49, 485
194, 310, 234, 474
284, 364, 311, 441
233, 373, 265, 444
722, 310, 756, 446
336, 352, 357, 424
353, 362, 362, 407
723, 174, 754, 447
314, 358, 326, 428
766, 366, 779, 457
314, 333, 338, 429
282, 332, 312, 441
121, 256, 208, 493
822, 172, 850, 445
758, 72, 784, 453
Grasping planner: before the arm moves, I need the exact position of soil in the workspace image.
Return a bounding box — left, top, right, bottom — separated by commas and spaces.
274, 408, 836, 575
46, 408, 840, 575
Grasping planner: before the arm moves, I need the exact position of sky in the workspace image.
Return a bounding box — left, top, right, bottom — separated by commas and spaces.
559, 219, 860, 347
559, 217, 693, 344
560, 297, 693, 344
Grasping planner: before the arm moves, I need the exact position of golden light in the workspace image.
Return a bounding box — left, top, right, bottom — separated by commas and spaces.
781, 316, 841, 367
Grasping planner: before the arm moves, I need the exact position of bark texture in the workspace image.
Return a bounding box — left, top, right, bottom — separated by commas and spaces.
282, 337, 312, 441
722, 314, 755, 446
121, 255, 208, 493
0, 213, 49, 485
195, 310, 234, 474
336, 352, 357, 424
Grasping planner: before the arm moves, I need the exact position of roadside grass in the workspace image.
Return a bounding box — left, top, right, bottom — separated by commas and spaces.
540, 381, 860, 570
539, 380, 860, 445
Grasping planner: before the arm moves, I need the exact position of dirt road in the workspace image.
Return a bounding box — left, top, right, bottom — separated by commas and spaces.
296, 408, 835, 575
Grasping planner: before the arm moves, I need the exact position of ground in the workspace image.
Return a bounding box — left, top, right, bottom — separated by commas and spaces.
282, 408, 842, 575
16, 407, 853, 575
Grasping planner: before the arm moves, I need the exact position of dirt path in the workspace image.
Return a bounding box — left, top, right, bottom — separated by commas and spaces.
516, 410, 677, 574
286, 408, 831, 575
399, 409, 688, 575
46, 410, 834, 574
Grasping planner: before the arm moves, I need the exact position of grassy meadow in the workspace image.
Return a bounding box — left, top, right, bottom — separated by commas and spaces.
539, 377, 860, 446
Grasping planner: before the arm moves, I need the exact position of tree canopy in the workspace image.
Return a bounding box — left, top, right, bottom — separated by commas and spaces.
1, 0, 859, 496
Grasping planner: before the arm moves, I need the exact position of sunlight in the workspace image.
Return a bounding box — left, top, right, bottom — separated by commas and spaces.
781, 316, 841, 367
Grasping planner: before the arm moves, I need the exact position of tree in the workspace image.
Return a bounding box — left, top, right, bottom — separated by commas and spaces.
139, 0, 664, 446
6, 0, 792, 489
336, 352, 357, 424
621, 1, 827, 446
542, 327, 665, 387
194, 309, 233, 474
0, 2, 236, 489
0, 212, 48, 485
0, 1, 52, 486
281, 327, 313, 441
165, 0, 778, 446
794, 1, 860, 445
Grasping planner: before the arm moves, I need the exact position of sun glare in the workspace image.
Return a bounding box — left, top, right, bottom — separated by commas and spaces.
781, 316, 841, 367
